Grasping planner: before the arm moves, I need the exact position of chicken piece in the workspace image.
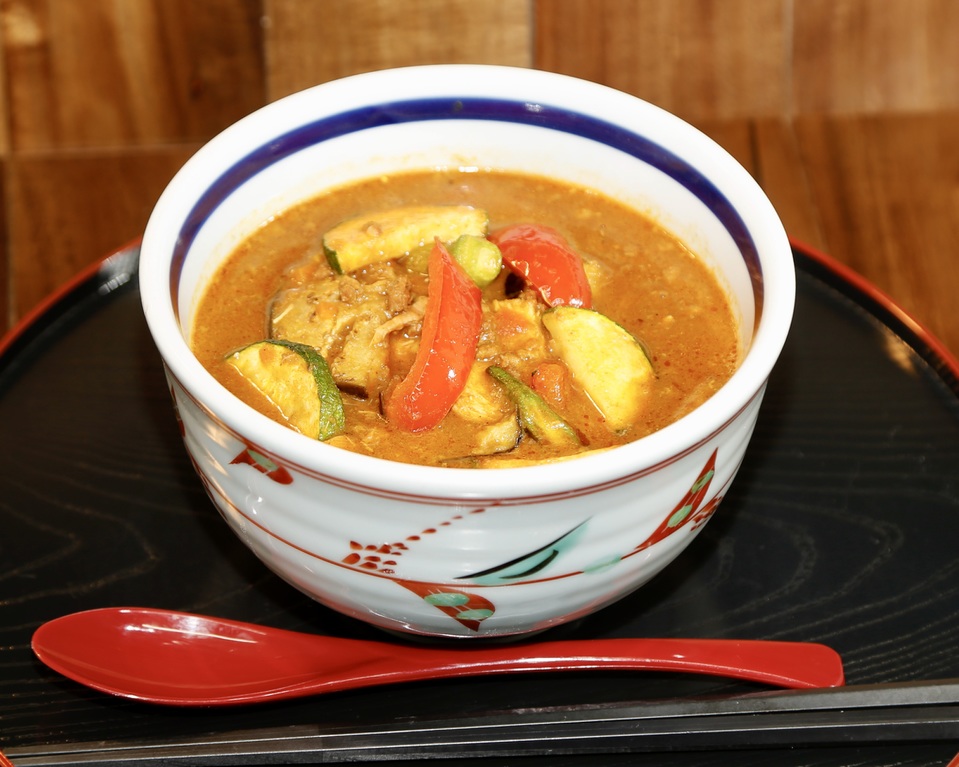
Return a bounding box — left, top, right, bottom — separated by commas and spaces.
450, 362, 514, 424
371, 296, 427, 344
463, 415, 521, 457
270, 270, 415, 398
477, 295, 550, 365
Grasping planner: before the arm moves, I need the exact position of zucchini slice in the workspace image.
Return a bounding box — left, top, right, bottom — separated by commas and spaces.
226, 340, 345, 440
488, 366, 580, 448
542, 306, 653, 432
323, 205, 488, 274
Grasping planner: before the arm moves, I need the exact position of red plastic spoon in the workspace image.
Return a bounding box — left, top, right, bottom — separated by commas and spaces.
31, 607, 844, 706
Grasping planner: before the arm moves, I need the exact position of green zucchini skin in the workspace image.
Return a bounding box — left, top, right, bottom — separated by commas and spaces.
323, 205, 488, 274
488, 365, 580, 448
227, 339, 345, 441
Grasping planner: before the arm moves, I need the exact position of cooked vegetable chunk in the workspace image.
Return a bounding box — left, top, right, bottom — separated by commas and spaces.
488, 366, 580, 448
449, 234, 503, 287
384, 240, 483, 432
490, 223, 592, 308
542, 306, 653, 432
226, 340, 345, 440
324, 205, 488, 274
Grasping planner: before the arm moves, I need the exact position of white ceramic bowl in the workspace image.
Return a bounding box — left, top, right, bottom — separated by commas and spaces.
140, 65, 795, 639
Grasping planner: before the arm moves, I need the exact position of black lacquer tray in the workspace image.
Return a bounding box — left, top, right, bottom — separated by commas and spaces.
1, 242, 958, 766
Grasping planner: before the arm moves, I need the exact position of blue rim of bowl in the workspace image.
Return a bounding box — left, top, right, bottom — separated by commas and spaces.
170, 96, 762, 315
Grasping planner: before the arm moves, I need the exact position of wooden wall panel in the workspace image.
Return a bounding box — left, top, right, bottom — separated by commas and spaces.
536, 0, 789, 122
793, 0, 959, 116
0, 159, 6, 329
751, 119, 825, 251
694, 118, 826, 254
0, 0, 265, 151
8, 147, 197, 318
0, 7, 8, 156
793, 112, 959, 354
264, 0, 533, 100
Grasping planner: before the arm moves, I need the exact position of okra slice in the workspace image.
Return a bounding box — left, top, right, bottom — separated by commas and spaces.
487, 366, 580, 448
226, 340, 345, 440
449, 234, 503, 287
323, 205, 488, 274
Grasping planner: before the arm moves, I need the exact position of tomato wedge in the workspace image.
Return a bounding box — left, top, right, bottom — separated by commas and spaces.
385, 239, 482, 432
490, 223, 592, 309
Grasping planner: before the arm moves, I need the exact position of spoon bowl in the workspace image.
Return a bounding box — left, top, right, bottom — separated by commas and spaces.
32, 608, 844, 706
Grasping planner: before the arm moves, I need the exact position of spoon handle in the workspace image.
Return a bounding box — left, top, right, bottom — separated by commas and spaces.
367, 637, 845, 692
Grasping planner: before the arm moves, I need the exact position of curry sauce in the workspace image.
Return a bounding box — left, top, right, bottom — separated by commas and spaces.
191, 169, 741, 467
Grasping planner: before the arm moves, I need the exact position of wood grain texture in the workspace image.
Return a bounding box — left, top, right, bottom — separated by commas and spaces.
0, 0, 265, 150
7, 146, 197, 318
264, 0, 532, 99
696, 113, 959, 357
0, 5, 9, 156
536, 0, 789, 121
793, 0, 959, 115
790, 112, 959, 356
749, 118, 826, 251
0, 159, 7, 329
535, 0, 959, 120
695, 117, 830, 253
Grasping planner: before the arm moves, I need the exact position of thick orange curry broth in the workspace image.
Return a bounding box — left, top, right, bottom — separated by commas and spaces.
191, 170, 741, 467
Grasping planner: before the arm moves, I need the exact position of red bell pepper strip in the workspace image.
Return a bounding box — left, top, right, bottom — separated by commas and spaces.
490, 223, 592, 309
385, 239, 482, 432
